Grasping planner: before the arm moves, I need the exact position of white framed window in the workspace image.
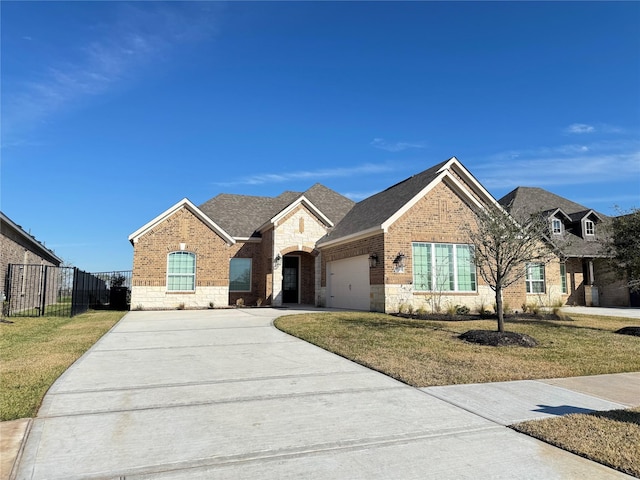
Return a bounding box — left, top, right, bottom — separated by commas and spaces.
525, 263, 545, 294
552, 218, 562, 235
167, 251, 196, 291
412, 242, 476, 292
230, 258, 252, 292
560, 263, 567, 294
585, 220, 595, 236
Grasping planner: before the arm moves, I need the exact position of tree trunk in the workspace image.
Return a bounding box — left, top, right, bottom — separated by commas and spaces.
495, 286, 505, 333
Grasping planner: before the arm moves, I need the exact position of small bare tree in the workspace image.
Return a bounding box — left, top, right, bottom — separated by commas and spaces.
467, 203, 556, 333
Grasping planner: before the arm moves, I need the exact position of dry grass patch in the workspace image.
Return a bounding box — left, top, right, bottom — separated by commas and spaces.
0, 310, 126, 421
512, 407, 640, 477
274, 312, 640, 387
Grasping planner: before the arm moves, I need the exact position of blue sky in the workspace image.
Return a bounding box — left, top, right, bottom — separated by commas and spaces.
2, 1, 639, 273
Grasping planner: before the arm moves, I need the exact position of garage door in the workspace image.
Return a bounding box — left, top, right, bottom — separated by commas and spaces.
327, 255, 370, 311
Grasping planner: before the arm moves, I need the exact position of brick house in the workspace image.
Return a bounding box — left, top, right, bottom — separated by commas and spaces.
499, 187, 629, 307
129, 157, 616, 312
1, 211, 62, 303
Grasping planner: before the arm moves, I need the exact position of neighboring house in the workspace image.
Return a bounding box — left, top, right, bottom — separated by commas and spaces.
499, 187, 628, 307
1, 211, 63, 303
128, 157, 610, 312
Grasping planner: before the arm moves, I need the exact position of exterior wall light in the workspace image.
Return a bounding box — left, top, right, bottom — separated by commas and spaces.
368, 253, 378, 268
393, 252, 406, 273
273, 253, 282, 269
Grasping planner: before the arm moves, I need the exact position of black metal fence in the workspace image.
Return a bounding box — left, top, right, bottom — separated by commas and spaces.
3, 265, 131, 318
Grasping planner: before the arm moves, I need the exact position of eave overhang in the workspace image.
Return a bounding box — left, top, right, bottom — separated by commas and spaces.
128, 198, 235, 246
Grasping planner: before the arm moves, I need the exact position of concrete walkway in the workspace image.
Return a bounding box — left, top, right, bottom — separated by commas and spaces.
11, 309, 637, 479
560, 305, 640, 319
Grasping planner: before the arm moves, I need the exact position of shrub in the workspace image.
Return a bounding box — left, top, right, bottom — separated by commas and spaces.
177, 303, 185, 310
455, 305, 470, 315
527, 303, 540, 315
445, 303, 458, 316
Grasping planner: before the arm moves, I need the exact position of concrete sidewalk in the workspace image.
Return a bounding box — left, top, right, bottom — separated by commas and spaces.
10, 309, 636, 479
560, 306, 640, 319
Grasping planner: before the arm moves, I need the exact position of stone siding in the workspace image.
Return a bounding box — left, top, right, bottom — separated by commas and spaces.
130, 286, 228, 310
272, 205, 328, 305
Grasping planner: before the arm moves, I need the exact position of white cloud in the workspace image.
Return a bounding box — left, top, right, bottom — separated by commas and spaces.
370, 138, 426, 152
475, 141, 640, 190
566, 123, 595, 134
2, 4, 218, 144
213, 163, 397, 187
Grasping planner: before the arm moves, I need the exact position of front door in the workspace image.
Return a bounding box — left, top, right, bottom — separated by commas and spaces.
282, 256, 299, 303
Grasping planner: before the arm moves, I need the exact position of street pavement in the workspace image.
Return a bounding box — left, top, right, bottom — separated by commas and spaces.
11, 308, 638, 479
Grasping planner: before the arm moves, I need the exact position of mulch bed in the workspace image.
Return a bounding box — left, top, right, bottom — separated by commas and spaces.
392, 312, 559, 322
615, 326, 640, 337
458, 329, 539, 347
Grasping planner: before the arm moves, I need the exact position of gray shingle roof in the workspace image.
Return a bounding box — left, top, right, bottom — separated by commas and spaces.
198, 184, 354, 238
498, 187, 609, 258
320, 160, 449, 243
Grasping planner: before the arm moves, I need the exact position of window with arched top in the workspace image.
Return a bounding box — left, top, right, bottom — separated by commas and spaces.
167, 251, 196, 291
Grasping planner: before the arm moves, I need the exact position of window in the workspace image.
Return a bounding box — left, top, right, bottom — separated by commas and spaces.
230, 258, 251, 292
585, 220, 595, 236
525, 263, 545, 293
412, 243, 476, 292
560, 263, 567, 294
552, 219, 562, 235
167, 252, 195, 291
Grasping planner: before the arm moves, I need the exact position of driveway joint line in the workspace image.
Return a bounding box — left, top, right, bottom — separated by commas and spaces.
45, 370, 372, 395
62, 424, 505, 480
37, 386, 410, 419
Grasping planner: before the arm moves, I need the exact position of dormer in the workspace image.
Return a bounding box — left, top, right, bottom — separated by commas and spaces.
545, 208, 572, 236
570, 210, 603, 240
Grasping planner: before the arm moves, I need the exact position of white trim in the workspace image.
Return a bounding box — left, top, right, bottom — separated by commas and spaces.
381, 170, 448, 230
381, 157, 502, 232
128, 198, 235, 245
258, 195, 333, 233
579, 210, 603, 222
439, 157, 498, 206
584, 219, 595, 236
316, 226, 383, 249
166, 251, 196, 292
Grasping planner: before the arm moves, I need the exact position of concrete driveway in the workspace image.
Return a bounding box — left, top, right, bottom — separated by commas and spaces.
13, 309, 633, 479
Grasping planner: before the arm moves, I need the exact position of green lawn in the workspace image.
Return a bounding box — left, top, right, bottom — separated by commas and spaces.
274, 312, 640, 386
0, 310, 126, 421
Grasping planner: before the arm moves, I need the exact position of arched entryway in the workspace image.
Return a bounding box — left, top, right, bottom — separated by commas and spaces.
281, 250, 316, 305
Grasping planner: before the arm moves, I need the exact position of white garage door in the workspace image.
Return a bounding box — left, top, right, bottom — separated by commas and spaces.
327, 255, 370, 311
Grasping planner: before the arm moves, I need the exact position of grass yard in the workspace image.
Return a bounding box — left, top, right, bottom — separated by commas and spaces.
275, 311, 640, 476
274, 312, 640, 386
0, 310, 126, 421
512, 407, 640, 477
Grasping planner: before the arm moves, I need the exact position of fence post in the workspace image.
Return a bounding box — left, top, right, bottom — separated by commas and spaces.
40, 265, 48, 317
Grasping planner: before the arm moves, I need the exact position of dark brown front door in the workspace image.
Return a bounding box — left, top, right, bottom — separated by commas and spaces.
282, 256, 299, 303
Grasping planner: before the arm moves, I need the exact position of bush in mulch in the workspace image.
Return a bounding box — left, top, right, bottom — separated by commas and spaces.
459, 329, 539, 347
614, 326, 640, 337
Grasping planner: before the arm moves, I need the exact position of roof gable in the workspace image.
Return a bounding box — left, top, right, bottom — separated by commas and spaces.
198, 184, 354, 239
128, 199, 235, 245
318, 157, 500, 246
